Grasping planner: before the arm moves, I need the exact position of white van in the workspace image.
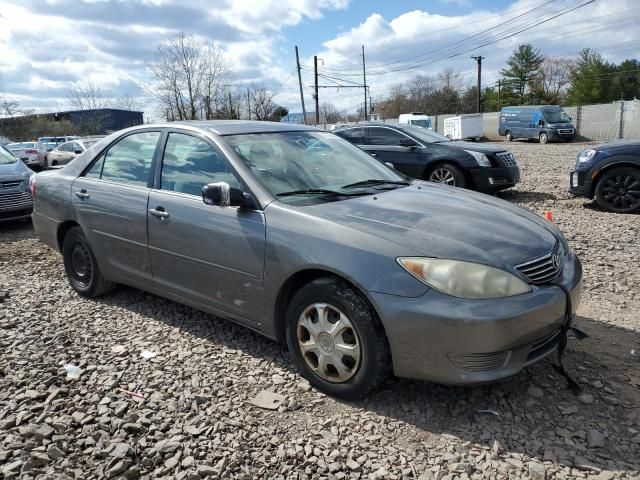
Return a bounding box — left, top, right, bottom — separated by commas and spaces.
398, 112, 432, 129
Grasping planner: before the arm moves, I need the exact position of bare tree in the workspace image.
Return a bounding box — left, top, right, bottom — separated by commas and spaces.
246, 83, 277, 121
319, 102, 343, 124
537, 57, 575, 104
116, 94, 141, 111
68, 80, 111, 110
149, 32, 230, 121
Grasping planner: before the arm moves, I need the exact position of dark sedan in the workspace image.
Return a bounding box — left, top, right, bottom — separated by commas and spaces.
0, 143, 34, 221
569, 140, 640, 213
334, 123, 520, 192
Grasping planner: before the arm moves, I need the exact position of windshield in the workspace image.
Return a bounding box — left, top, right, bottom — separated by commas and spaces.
543, 110, 571, 123
8, 142, 35, 149
223, 131, 407, 204
0, 145, 17, 164
401, 125, 451, 143
409, 119, 431, 128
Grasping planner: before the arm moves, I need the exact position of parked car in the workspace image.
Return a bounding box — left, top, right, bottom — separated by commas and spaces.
499, 105, 576, 143
0, 143, 34, 221
569, 140, 640, 213
334, 123, 520, 192
5, 141, 48, 169
399, 112, 433, 129
46, 138, 101, 167
31, 121, 582, 399
37, 136, 81, 150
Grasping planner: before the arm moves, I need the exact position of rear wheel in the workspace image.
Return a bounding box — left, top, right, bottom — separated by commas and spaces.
427, 163, 466, 188
594, 167, 640, 213
285, 277, 390, 400
505, 131, 513, 142
539, 132, 549, 144
63, 227, 115, 297
42, 157, 48, 170
51, 160, 58, 166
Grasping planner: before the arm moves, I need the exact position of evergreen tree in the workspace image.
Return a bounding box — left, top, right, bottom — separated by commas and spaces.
566, 49, 615, 105
499, 44, 544, 104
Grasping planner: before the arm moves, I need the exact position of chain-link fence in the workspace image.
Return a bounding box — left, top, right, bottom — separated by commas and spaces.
316, 100, 640, 142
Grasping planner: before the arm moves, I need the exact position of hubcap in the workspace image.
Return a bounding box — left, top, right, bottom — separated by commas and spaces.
429, 168, 456, 185
296, 303, 361, 383
601, 173, 640, 209
70, 243, 92, 287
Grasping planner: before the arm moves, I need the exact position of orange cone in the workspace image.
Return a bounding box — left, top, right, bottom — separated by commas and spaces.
544, 211, 553, 222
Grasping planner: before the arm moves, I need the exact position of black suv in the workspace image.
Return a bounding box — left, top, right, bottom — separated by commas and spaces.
569, 140, 640, 213
334, 123, 520, 193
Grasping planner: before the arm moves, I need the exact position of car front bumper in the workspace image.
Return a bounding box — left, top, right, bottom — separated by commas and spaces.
568, 169, 593, 198
370, 252, 582, 385
548, 129, 576, 141
471, 166, 520, 192
0, 191, 33, 221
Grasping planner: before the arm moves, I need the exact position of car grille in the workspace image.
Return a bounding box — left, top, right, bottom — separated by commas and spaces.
559, 129, 574, 135
0, 180, 23, 189
495, 152, 518, 167
0, 191, 32, 211
448, 351, 510, 372
527, 329, 561, 362
515, 246, 563, 285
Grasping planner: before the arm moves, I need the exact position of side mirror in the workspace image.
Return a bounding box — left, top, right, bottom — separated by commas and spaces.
384, 162, 395, 169
74, 150, 83, 155
538, 119, 545, 126
398, 138, 417, 147
202, 182, 253, 208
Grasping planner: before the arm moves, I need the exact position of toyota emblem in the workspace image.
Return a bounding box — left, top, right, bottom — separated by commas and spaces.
552, 250, 562, 270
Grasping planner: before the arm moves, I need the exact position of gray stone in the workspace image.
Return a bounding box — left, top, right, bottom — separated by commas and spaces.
110, 443, 133, 458
587, 430, 605, 448
248, 390, 286, 410
527, 385, 544, 398
528, 461, 546, 480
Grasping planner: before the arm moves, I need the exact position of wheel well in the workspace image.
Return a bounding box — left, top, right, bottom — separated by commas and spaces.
591, 162, 640, 196
57, 221, 79, 251
422, 160, 473, 188
273, 269, 385, 343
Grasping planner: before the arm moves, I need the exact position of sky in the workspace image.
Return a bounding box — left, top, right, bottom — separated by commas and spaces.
0, 0, 638, 120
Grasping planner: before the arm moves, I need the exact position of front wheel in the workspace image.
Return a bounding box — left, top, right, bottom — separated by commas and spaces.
594, 167, 640, 213
285, 277, 390, 400
63, 226, 115, 297
539, 132, 549, 144
427, 163, 466, 188
505, 131, 513, 142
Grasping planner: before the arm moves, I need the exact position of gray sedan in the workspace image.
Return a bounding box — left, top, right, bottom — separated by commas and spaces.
31, 121, 582, 399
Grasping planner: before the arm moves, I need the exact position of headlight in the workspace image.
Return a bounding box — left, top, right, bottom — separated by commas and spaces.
465, 150, 491, 167
397, 257, 531, 299
577, 149, 596, 163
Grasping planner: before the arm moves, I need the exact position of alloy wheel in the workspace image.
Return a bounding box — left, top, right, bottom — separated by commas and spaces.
296, 303, 361, 383
429, 168, 457, 186
600, 172, 640, 210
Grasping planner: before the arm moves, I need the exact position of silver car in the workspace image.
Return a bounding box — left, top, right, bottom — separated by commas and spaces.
5, 141, 48, 169
0, 144, 34, 221
31, 121, 583, 399
46, 139, 101, 167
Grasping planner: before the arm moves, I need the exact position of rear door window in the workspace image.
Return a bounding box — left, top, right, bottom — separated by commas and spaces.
366, 127, 407, 146
335, 128, 364, 145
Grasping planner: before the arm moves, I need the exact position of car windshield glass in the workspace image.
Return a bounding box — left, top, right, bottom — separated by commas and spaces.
83, 140, 97, 148
223, 131, 407, 204
401, 125, 451, 143
0, 145, 16, 164
8, 142, 35, 149
543, 110, 571, 123
410, 119, 431, 128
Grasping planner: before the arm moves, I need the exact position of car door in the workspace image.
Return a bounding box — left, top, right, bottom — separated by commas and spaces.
363, 126, 425, 178
147, 131, 266, 326
71, 130, 162, 284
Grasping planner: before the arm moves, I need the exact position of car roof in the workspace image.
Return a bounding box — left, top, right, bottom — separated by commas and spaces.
169, 120, 320, 136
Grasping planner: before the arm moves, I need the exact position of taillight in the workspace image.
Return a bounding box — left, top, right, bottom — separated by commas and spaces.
25, 149, 37, 154
29, 176, 36, 197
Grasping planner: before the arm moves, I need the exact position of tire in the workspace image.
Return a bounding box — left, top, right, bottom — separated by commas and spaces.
285, 277, 390, 400
594, 167, 640, 213
62, 226, 115, 297
51, 160, 58, 166
42, 157, 48, 170
539, 132, 549, 144
505, 131, 513, 142
427, 162, 466, 188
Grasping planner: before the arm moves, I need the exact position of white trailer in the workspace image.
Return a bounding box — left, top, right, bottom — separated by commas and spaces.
444, 114, 483, 141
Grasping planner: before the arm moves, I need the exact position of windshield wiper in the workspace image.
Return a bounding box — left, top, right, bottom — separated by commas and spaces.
276, 188, 368, 197
341, 179, 410, 189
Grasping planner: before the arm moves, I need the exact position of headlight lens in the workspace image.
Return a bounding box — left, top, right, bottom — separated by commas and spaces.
577, 149, 596, 163
397, 257, 531, 299
465, 150, 491, 167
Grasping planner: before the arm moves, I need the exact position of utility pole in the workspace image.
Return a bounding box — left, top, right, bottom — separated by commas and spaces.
314, 55, 319, 125
362, 45, 368, 121
471, 56, 484, 113
295, 46, 307, 124
247, 88, 251, 120
497, 80, 501, 111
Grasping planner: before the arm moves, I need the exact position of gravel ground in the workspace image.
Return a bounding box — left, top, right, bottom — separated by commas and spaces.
1, 141, 639, 480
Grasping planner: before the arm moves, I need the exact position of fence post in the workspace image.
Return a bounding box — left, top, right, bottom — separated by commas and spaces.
575, 105, 582, 137
618, 101, 625, 139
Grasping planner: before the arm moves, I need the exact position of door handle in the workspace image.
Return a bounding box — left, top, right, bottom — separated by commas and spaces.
149, 207, 170, 219
75, 189, 90, 199
369, 152, 377, 157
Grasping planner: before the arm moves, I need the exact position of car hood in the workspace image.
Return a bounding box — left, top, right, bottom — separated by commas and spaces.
592, 139, 640, 152
444, 141, 508, 154
0, 160, 31, 180
304, 183, 559, 271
